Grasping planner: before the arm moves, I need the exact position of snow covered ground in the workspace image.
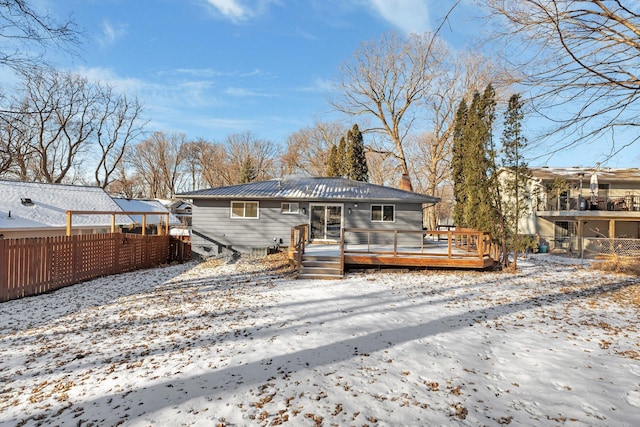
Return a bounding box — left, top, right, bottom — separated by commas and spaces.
1, 253, 639, 426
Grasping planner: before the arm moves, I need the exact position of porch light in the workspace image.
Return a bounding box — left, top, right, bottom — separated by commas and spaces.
348, 208, 352, 215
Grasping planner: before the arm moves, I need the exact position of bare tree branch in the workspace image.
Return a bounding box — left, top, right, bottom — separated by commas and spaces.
486, 0, 640, 159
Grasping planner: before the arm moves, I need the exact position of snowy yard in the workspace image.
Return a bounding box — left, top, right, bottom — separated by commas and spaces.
1, 253, 639, 426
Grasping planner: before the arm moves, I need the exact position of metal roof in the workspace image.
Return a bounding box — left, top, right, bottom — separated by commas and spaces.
179, 177, 440, 204
112, 198, 182, 225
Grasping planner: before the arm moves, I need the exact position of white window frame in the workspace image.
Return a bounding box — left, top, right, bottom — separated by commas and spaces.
230, 201, 259, 219
281, 202, 300, 214
371, 204, 395, 222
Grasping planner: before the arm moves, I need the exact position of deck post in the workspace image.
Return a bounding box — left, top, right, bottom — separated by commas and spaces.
340, 228, 345, 276
448, 230, 452, 259
478, 231, 483, 259
393, 231, 398, 256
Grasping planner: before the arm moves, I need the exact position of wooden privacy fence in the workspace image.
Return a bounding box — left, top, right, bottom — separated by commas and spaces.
0, 234, 191, 303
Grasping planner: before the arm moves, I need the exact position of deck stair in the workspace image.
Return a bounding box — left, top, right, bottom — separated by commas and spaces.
298, 254, 343, 280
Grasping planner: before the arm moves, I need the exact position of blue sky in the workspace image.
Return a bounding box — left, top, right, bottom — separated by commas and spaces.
41, 0, 639, 168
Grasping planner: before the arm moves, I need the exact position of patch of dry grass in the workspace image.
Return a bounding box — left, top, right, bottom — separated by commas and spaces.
591, 256, 640, 308
591, 255, 640, 276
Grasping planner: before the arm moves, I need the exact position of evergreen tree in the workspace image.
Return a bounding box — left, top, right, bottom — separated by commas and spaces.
500, 93, 530, 270
239, 158, 257, 183
454, 85, 497, 232
345, 124, 369, 182
452, 99, 468, 227
326, 144, 340, 177
336, 136, 347, 176
452, 84, 503, 261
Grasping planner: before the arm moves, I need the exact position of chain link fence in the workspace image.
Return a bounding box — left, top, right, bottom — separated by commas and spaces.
584, 238, 640, 258
533, 235, 640, 258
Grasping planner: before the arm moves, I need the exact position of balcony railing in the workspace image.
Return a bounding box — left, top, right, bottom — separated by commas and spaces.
538, 195, 640, 212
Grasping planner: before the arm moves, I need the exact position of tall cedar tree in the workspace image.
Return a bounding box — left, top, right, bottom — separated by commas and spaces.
345, 124, 369, 182
239, 158, 257, 183
452, 84, 502, 265
471, 85, 497, 234
326, 136, 351, 177
500, 93, 531, 270
452, 99, 468, 226
326, 144, 340, 176
336, 136, 346, 176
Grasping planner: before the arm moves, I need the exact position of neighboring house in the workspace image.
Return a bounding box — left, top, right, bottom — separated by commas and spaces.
178, 176, 440, 257
0, 180, 129, 239
156, 198, 192, 226
112, 198, 182, 235
517, 167, 640, 253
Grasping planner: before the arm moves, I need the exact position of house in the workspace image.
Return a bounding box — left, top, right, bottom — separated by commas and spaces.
157, 199, 192, 227
0, 179, 130, 239
112, 198, 183, 235
518, 167, 640, 254
155, 198, 192, 239
178, 176, 440, 257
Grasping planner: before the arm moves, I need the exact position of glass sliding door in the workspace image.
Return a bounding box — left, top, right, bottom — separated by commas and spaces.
310, 204, 343, 241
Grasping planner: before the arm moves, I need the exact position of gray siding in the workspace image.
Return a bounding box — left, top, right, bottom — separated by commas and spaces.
343, 202, 424, 246
191, 199, 309, 255
191, 199, 425, 255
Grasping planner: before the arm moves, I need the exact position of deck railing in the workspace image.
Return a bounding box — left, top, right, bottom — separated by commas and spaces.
287, 226, 494, 271
288, 224, 309, 273
342, 228, 492, 261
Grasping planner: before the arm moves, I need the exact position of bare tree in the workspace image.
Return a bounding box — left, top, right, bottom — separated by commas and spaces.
223, 132, 277, 184
0, 100, 37, 178
331, 32, 449, 189
0, 0, 80, 72
181, 138, 228, 190
107, 160, 146, 199
486, 0, 640, 156
129, 131, 189, 198
15, 69, 99, 183
94, 86, 146, 189
281, 121, 349, 176
1, 70, 146, 184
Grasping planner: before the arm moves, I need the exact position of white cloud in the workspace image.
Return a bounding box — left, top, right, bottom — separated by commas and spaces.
203, 0, 280, 23
74, 66, 145, 95
99, 20, 128, 46
366, 0, 431, 34
224, 86, 272, 97
206, 0, 247, 21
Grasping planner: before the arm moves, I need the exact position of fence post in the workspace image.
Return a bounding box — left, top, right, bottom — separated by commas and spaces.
66, 211, 72, 236
0, 239, 7, 302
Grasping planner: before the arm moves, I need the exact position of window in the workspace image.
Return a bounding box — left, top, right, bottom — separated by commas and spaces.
231, 201, 259, 219
554, 221, 576, 239
371, 204, 395, 222
281, 202, 299, 214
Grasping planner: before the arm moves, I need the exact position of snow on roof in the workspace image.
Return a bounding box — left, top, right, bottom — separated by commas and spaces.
0, 180, 129, 231
529, 167, 640, 181
112, 198, 182, 225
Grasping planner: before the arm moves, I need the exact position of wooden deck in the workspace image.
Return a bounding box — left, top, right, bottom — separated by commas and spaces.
289, 226, 495, 278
